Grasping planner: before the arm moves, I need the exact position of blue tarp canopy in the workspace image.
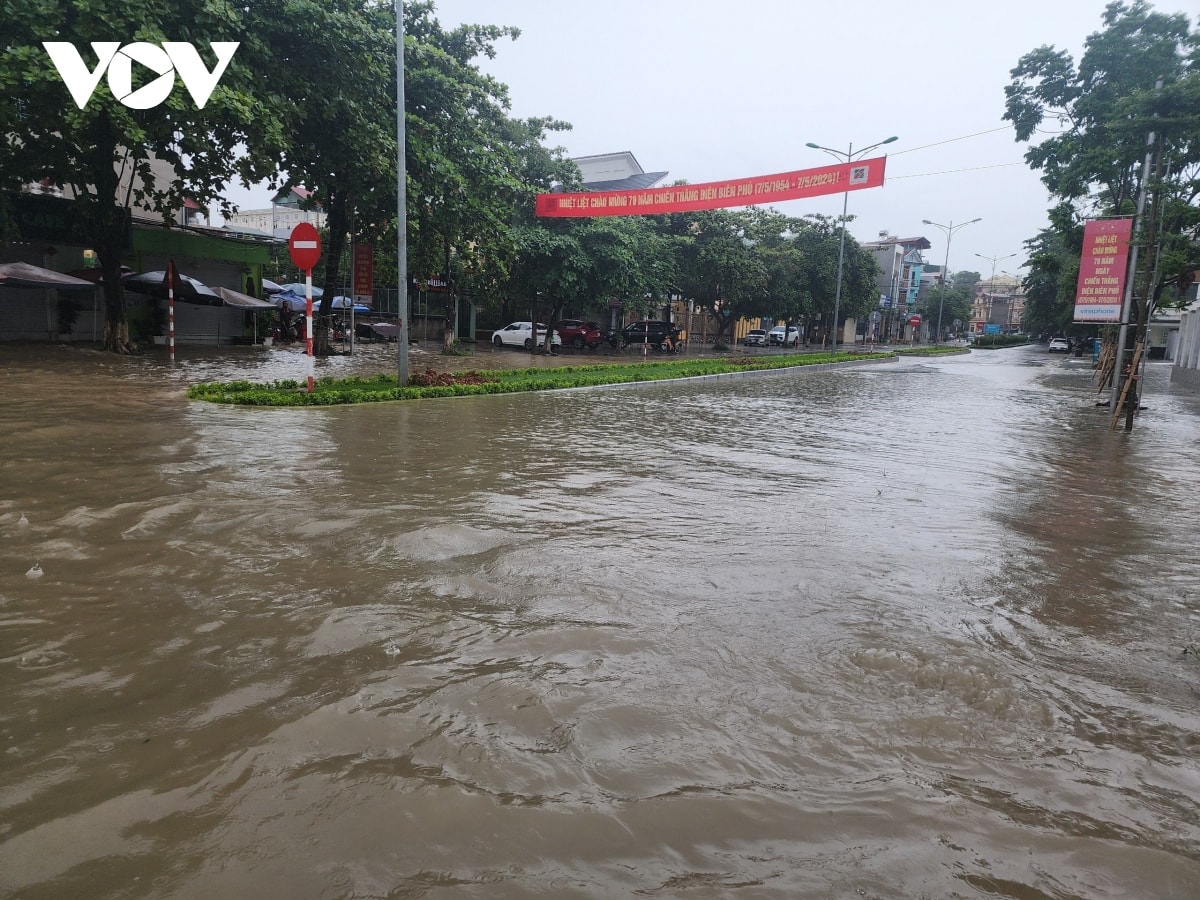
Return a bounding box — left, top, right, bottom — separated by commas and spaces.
275, 290, 368, 313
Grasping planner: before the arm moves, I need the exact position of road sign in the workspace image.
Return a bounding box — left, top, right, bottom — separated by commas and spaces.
908, 314, 921, 327
288, 222, 321, 271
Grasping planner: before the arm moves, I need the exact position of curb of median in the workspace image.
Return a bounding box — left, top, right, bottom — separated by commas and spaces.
564, 353, 901, 393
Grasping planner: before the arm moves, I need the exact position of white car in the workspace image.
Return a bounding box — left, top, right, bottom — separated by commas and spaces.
1048, 337, 1071, 353
742, 329, 769, 347
491, 321, 561, 350
768, 325, 800, 347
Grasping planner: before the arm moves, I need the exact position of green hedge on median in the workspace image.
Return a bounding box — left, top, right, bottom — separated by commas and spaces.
187, 352, 893, 407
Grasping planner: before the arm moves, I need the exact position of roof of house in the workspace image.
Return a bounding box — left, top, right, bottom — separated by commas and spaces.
572, 151, 668, 192
862, 236, 932, 250
583, 171, 671, 192
271, 186, 321, 209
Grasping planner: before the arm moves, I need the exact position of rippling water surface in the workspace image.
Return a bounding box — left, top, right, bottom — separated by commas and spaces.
2, 343, 1198, 898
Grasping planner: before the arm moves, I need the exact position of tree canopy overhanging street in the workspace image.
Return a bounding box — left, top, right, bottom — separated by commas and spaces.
1, 0, 1197, 368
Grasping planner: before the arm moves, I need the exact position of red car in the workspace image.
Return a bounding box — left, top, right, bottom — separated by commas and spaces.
556, 319, 604, 350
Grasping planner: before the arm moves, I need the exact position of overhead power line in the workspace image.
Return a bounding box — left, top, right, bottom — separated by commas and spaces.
891, 126, 1012, 156
890, 161, 1027, 179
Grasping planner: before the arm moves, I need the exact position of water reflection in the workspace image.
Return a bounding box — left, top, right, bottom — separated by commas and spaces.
1, 344, 1197, 898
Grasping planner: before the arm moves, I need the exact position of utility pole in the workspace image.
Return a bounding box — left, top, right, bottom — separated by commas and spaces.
395, 1, 409, 385
1110, 76, 1162, 428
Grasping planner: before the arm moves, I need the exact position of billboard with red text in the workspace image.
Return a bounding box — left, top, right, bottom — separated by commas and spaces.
1074, 218, 1132, 323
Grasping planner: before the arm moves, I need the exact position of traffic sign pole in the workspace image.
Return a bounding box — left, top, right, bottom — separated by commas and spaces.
305, 270, 314, 358
288, 223, 322, 391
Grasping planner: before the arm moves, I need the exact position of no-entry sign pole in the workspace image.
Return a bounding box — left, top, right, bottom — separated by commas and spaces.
305, 271, 314, 357
289, 222, 322, 391
165, 260, 177, 364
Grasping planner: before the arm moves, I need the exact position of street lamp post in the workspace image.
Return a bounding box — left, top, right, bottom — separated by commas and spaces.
806, 136, 898, 357
974, 252, 1016, 336
395, 0, 409, 384
922, 217, 981, 344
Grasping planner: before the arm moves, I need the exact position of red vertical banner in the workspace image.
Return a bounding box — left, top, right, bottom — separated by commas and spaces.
353, 244, 374, 302
1074, 218, 1132, 323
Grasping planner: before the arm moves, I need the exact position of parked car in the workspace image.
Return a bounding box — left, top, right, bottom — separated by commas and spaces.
556, 319, 604, 350
743, 328, 769, 347
768, 325, 800, 347
608, 320, 681, 351
491, 321, 561, 350
1048, 337, 1071, 353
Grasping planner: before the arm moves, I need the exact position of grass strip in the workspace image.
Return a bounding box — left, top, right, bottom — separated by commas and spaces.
187, 352, 896, 407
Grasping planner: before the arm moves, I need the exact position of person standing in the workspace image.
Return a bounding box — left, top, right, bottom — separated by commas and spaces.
278, 298, 295, 342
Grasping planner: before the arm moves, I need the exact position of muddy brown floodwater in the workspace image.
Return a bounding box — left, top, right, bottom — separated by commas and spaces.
1, 341, 1198, 899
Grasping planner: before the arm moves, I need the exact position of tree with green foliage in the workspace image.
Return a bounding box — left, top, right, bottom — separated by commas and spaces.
917, 277, 973, 339
504, 223, 588, 350
455, 113, 580, 332
244, 0, 397, 355
743, 210, 809, 336
1018, 205, 1086, 336
0, 0, 278, 352
670, 209, 765, 341
1004, 0, 1200, 340
576, 217, 675, 318
779, 212, 879, 345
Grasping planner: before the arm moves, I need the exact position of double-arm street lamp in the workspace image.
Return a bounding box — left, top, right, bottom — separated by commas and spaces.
806, 135, 898, 357
974, 251, 1017, 335
922, 217, 981, 344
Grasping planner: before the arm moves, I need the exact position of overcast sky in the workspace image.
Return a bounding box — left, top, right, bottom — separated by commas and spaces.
230, 0, 1170, 280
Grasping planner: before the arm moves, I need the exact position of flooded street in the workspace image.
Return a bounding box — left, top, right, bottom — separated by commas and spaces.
2, 342, 1198, 898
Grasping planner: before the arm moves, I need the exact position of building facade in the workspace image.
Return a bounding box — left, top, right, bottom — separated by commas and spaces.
970, 273, 1025, 334
223, 187, 325, 240
860, 232, 931, 342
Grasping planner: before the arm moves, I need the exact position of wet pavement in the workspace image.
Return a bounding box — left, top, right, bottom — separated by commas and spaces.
1, 341, 1198, 898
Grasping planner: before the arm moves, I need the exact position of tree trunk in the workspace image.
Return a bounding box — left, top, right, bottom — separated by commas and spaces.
441, 241, 455, 350
442, 292, 456, 349
543, 300, 563, 354
86, 111, 135, 354
98, 248, 133, 353
315, 186, 351, 357
529, 299, 538, 355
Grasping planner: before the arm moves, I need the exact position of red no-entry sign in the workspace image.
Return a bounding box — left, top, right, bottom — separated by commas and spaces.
908, 314, 922, 327
288, 222, 321, 271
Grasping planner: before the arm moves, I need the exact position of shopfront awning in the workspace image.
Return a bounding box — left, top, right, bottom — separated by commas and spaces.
0, 262, 97, 292
213, 286, 277, 309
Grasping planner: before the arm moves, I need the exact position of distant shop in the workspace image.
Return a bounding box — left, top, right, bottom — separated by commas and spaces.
1, 191, 274, 344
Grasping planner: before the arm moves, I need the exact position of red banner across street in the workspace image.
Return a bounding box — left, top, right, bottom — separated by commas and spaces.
536, 157, 888, 218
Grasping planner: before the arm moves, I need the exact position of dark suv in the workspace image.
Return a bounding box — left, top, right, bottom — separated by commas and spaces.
556, 319, 604, 350
608, 320, 681, 351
